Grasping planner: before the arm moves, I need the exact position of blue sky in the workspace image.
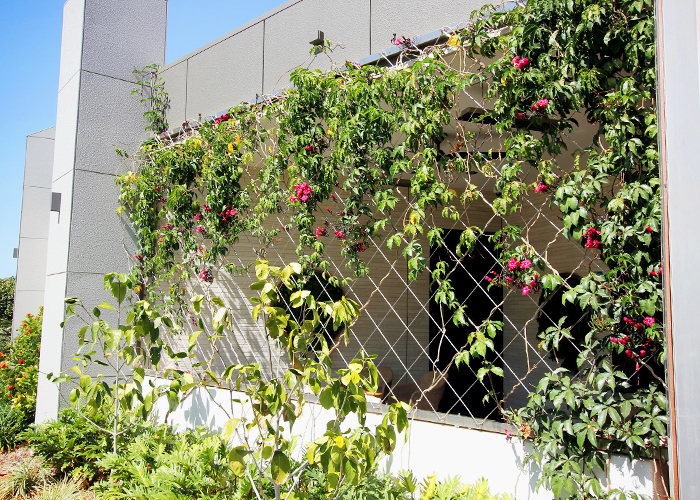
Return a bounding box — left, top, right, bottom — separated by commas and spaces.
0, 0, 287, 279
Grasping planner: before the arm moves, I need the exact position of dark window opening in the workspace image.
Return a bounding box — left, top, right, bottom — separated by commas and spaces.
429, 229, 504, 419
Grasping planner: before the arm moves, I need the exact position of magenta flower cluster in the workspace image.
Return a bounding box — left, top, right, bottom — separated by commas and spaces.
199, 268, 214, 283
531, 99, 549, 112
583, 227, 602, 249
213, 113, 230, 125
290, 182, 313, 203
220, 205, 237, 221
534, 183, 549, 193
485, 257, 539, 295
511, 55, 529, 69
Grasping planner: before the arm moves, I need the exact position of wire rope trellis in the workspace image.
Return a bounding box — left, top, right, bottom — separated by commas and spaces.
117, 18, 660, 439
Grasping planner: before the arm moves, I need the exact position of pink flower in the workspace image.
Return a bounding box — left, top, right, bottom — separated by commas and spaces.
640, 350, 646, 356
643, 317, 655, 327
534, 183, 549, 193
315, 226, 327, 238
485, 276, 493, 282
508, 258, 519, 271
505, 276, 514, 282
196, 227, 203, 233
645, 225, 653, 233
522, 286, 531, 295
529, 279, 537, 287
536, 99, 549, 108
512, 56, 529, 69
611, 338, 618, 343
505, 429, 512, 441
194, 214, 201, 221
519, 259, 532, 269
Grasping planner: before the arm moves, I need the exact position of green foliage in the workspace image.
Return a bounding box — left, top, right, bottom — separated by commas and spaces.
50, 273, 186, 456
132, 64, 169, 134
115, 0, 664, 497
32, 478, 90, 500
95, 427, 238, 500
0, 402, 27, 451
0, 455, 52, 499
275, 270, 345, 348
0, 277, 15, 346
0, 308, 41, 421
21, 404, 169, 483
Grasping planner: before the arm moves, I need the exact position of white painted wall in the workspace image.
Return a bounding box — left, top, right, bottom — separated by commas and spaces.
148, 379, 654, 499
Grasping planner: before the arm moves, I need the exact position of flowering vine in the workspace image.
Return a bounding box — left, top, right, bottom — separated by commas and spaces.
118, 0, 664, 497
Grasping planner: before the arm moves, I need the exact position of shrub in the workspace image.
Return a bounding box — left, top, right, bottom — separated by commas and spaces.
94, 426, 238, 500
21, 403, 163, 483
0, 455, 52, 499
0, 401, 27, 451
0, 308, 42, 422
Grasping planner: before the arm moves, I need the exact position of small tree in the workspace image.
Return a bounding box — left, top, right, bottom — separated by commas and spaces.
52, 263, 408, 500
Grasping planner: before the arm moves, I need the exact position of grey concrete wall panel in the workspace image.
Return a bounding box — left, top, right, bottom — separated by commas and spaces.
29, 127, 56, 140
657, 0, 700, 496
12, 127, 55, 335
81, 0, 167, 83
66, 170, 134, 274
74, 72, 150, 176
17, 187, 51, 240
160, 61, 187, 126
160, 0, 495, 126
35, 0, 167, 423
185, 23, 265, 119
15, 239, 49, 293
24, 132, 56, 188
262, 0, 370, 95
52, 74, 81, 182
370, 0, 489, 53
12, 291, 45, 324
57, 0, 85, 91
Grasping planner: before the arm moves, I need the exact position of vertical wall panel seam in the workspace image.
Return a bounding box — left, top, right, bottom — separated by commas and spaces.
163, 0, 168, 71
262, 19, 266, 96
369, 0, 372, 54
185, 59, 189, 121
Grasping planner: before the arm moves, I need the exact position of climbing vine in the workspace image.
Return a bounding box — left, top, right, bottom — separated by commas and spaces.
118, 0, 664, 497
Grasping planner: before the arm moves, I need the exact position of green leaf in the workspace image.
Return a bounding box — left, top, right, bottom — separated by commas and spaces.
271, 450, 291, 484
228, 446, 250, 477
222, 418, 240, 440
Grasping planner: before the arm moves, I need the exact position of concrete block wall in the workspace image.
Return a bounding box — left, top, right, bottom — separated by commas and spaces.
12, 127, 55, 336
